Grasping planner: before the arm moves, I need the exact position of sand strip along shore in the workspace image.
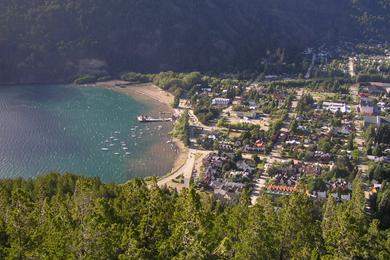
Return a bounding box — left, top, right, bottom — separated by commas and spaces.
95, 81, 189, 181
96, 81, 173, 106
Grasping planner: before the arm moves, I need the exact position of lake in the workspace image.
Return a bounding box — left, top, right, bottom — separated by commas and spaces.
0, 84, 177, 183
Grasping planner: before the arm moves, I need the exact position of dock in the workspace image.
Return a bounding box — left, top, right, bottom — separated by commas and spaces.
137, 115, 172, 122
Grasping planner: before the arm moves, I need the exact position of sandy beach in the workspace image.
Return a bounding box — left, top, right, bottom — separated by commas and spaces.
96, 81, 174, 108
96, 80, 189, 179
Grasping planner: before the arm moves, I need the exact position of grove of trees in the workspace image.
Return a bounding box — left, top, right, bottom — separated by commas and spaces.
0, 173, 388, 259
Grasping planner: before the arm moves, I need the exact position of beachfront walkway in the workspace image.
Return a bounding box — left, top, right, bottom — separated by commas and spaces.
157, 149, 196, 190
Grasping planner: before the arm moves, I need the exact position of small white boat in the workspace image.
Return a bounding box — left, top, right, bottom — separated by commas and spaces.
121, 143, 126, 146
114, 131, 120, 134
109, 136, 115, 139
101, 148, 109, 151
109, 144, 115, 147
104, 140, 109, 143
113, 138, 119, 141
114, 152, 120, 155
131, 135, 136, 138
123, 147, 128, 150
125, 152, 131, 155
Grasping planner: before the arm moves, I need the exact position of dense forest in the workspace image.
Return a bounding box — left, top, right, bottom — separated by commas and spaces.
0, 173, 388, 259
0, 0, 389, 83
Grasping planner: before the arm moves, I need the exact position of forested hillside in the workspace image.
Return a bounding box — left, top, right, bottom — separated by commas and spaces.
0, 0, 389, 83
0, 173, 388, 259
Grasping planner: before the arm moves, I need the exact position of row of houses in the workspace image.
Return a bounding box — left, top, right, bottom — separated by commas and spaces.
199, 152, 256, 200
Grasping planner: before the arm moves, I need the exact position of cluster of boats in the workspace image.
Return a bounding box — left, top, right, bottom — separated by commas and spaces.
99, 125, 164, 156
100, 131, 131, 156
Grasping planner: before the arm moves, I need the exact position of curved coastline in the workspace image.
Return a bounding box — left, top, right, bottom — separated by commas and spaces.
95, 81, 189, 183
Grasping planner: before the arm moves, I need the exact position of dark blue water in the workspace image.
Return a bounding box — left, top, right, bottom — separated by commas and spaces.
0, 84, 176, 183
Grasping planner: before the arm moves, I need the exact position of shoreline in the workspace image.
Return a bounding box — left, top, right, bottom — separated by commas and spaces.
95, 81, 174, 107
95, 80, 189, 181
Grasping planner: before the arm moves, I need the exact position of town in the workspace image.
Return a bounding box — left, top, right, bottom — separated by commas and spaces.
131, 42, 390, 217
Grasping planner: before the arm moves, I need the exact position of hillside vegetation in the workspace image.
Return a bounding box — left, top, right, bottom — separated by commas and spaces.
0, 0, 389, 83
0, 173, 388, 259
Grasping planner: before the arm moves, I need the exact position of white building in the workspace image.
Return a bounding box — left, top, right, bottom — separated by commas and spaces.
212, 98, 230, 106
322, 102, 351, 113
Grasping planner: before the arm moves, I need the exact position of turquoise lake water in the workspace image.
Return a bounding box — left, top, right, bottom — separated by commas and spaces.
0, 84, 177, 183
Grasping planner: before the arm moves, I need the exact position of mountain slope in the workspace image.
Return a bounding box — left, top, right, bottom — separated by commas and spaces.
0, 0, 388, 83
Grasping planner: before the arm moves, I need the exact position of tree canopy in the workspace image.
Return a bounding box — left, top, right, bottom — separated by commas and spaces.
0, 173, 388, 259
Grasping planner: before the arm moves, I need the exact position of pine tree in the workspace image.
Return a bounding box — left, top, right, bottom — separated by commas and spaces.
120, 181, 174, 259
6, 189, 38, 259
322, 177, 371, 258
322, 196, 340, 256
234, 195, 279, 259
213, 190, 250, 258
0, 218, 9, 259
167, 188, 209, 259
71, 178, 100, 259
279, 192, 323, 259
33, 196, 75, 258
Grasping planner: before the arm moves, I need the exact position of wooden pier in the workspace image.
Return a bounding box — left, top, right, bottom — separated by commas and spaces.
137, 115, 172, 122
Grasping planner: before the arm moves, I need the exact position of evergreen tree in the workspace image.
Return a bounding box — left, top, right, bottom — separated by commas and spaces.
0, 174, 389, 259
6, 189, 38, 259
322, 178, 375, 258
37, 195, 76, 259
279, 192, 322, 259
0, 218, 9, 259
167, 188, 209, 259
234, 195, 279, 259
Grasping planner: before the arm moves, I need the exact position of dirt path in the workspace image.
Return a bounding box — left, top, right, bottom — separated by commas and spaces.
348, 57, 356, 77
305, 53, 316, 79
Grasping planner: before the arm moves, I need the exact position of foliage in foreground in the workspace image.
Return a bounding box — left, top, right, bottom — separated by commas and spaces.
0, 173, 388, 259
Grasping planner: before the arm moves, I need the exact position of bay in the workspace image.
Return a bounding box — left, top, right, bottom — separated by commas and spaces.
0, 84, 177, 183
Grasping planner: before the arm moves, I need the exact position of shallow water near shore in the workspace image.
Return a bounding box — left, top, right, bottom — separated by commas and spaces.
0, 84, 177, 183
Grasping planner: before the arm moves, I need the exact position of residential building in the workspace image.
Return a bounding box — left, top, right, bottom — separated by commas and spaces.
359, 98, 376, 115
212, 98, 230, 106
360, 84, 387, 97
363, 116, 390, 128
322, 102, 351, 113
